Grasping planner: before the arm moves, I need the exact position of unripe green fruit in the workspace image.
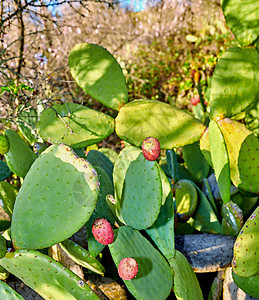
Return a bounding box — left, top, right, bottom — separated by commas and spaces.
0, 134, 10, 155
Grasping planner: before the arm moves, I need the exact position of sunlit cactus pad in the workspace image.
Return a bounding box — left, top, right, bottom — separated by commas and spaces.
109, 226, 173, 300
0, 280, 25, 299
69, 43, 128, 110
0, 250, 99, 300
209, 47, 259, 121
37, 102, 114, 149
232, 207, 259, 277
115, 100, 206, 149
11, 144, 99, 249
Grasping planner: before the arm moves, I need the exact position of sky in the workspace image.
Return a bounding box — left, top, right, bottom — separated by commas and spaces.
121, 0, 148, 11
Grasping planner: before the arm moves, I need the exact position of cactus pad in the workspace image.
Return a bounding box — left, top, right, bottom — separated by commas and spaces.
115, 100, 206, 149
17, 104, 37, 145
37, 102, 114, 149
11, 144, 99, 249
175, 179, 198, 221
232, 271, 259, 298
218, 118, 259, 194
0, 161, 12, 181
109, 226, 173, 300
209, 120, 231, 203
115, 153, 162, 229
59, 239, 105, 275
0, 250, 99, 299
0, 281, 25, 299
4, 129, 37, 178
210, 47, 259, 120
69, 43, 128, 110
0, 181, 18, 218
168, 250, 203, 300
221, 201, 243, 236
245, 98, 259, 137
232, 206, 259, 277
200, 128, 212, 166
222, 0, 259, 46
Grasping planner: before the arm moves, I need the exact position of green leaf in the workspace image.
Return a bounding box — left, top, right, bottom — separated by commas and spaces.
222, 0, 259, 46
69, 43, 128, 110
209, 120, 231, 203
210, 47, 259, 120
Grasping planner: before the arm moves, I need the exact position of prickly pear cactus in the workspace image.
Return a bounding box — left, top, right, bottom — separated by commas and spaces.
217, 118, 259, 194
4, 129, 37, 178
168, 250, 204, 300
209, 120, 231, 204
0, 250, 99, 300
232, 270, 259, 298
0, 181, 18, 218
109, 226, 173, 300
232, 206, 259, 277
37, 103, 114, 149
222, 0, 259, 46
199, 128, 212, 166
115, 152, 162, 229
11, 144, 99, 249
0, 280, 25, 299
59, 239, 105, 275
0, 161, 12, 181
221, 201, 243, 236
209, 47, 259, 120
175, 179, 198, 221
0, 235, 7, 259
115, 99, 206, 149
0, 133, 10, 155
69, 43, 128, 110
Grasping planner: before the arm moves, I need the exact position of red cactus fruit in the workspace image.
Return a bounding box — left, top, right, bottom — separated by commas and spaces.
191, 94, 200, 106
142, 137, 161, 161
92, 218, 114, 245
118, 257, 138, 280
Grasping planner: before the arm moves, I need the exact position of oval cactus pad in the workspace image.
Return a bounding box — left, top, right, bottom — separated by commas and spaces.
37, 102, 114, 149
115, 100, 206, 149
210, 47, 259, 121
116, 153, 162, 229
11, 144, 99, 249
109, 226, 173, 300
69, 43, 128, 110
232, 206, 259, 277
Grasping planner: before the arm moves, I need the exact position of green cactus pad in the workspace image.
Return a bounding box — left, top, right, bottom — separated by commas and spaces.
69, 43, 128, 110
0, 181, 18, 218
87, 150, 114, 184
85, 166, 115, 257
232, 271, 259, 298
168, 250, 203, 300
222, 0, 259, 46
166, 149, 179, 183
115, 100, 206, 149
245, 98, 259, 137
0, 250, 99, 300
0, 235, 7, 259
113, 146, 141, 205
0, 281, 24, 299
17, 104, 38, 145
98, 148, 118, 164
210, 47, 259, 120
200, 128, 212, 166
109, 226, 173, 300
181, 142, 210, 183
192, 183, 222, 234
232, 207, 259, 277
231, 192, 258, 218
11, 144, 99, 250
0, 161, 12, 181
146, 192, 175, 260
59, 239, 105, 275
218, 118, 259, 194
209, 120, 231, 203
4, 129, 37, 178
0, 134, 10, 155
221, 201, 243, 236
175, 179, 198, 221
116, 153, 162, 229
37, 102, 114, 149
158, 166, 172, 205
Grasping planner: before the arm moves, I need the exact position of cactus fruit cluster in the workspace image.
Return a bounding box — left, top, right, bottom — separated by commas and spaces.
0, 0, 258, 299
